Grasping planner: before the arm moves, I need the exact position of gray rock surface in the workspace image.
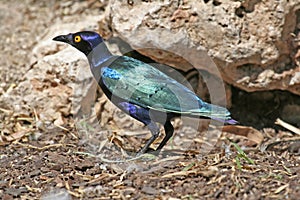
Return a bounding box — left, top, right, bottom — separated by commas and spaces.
107, 0, 300, 96
2, 18, 100, 126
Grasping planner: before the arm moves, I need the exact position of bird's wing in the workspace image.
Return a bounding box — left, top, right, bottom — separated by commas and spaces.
101, 56, 230, 118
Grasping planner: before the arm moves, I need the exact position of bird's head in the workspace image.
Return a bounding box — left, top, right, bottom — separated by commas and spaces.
53, 31, 103, 56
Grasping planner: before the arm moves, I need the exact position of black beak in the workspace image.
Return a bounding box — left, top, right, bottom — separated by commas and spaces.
53, 34, 72, 44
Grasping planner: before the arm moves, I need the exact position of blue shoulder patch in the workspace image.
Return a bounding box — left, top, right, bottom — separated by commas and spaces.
101, 67, 122, 80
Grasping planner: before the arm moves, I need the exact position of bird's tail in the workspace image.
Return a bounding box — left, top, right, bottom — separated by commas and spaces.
190, 103, 237, 124
211, 117, 238, 125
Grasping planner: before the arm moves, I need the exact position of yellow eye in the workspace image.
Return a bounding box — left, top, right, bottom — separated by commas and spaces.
74, 35, 81, 43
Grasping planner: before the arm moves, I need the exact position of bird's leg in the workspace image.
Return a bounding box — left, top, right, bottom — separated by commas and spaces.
136, 122, 160, 156
156, 121, 174, 151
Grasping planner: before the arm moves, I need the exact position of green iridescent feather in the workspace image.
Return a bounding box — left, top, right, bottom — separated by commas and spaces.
101, 56, 230, 119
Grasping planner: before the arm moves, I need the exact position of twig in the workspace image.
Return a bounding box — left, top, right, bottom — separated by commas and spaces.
74, 151, 156, 163
0, 107, 13, 113
15, 141, 63, 150
275, 118, 300, 135
54, 123, 78, 139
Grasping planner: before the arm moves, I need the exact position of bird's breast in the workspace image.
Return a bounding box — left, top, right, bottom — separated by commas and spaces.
101, 67, 122, 80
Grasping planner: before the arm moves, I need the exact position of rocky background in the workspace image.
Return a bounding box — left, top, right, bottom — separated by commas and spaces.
0, 0, 299, 199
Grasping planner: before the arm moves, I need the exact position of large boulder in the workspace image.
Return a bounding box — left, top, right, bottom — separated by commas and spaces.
106, 0, 300, 96
1, 18, 99, 127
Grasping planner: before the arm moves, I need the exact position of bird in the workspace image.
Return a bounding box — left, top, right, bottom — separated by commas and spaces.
53, 31, 237, 156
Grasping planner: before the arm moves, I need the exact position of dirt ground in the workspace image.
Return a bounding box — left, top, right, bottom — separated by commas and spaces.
0, 1, 299, 199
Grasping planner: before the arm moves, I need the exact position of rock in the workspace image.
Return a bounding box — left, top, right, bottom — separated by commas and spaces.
106, 0, 300, 97
3, 47, 86, 126
41, 188, 71, 200
1, 17, 100, 127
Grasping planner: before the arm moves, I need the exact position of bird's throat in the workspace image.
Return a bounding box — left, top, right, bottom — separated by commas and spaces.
87, 42, 113, 68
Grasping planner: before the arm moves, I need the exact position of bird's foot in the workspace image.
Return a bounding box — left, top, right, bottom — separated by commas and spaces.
135, 147, 160, 157
146, 147, 161, 156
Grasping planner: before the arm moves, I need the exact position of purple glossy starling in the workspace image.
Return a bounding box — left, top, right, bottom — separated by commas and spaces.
53, 31, 236, 155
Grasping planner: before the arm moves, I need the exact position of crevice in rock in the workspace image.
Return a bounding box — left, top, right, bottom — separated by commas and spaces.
235, 6, 245, 18
230, 87, 300, 129
235, 0, 261, 18
295, 9, 300, 35
212, 0, 221, 6
203, 0, 221, 6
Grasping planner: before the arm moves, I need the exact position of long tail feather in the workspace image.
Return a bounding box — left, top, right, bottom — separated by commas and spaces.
211, 117, 238, 125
